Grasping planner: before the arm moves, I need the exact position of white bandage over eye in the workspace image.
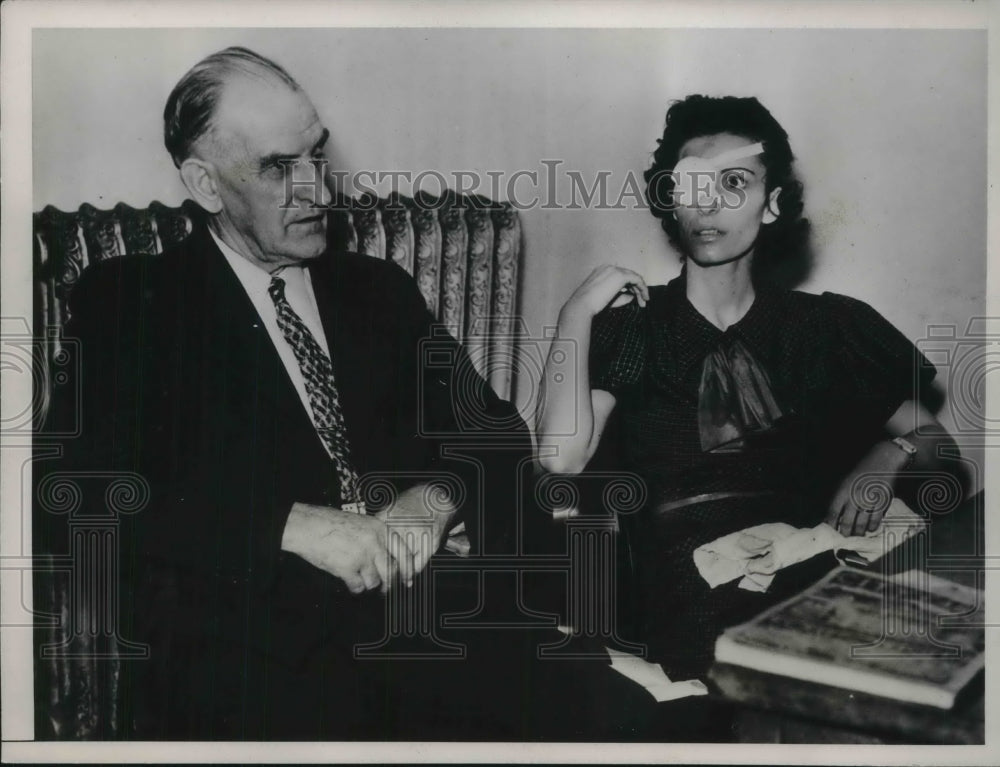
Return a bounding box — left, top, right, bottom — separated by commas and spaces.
671, 142, 764, 209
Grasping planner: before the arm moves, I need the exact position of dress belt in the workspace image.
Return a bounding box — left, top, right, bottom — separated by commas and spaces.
652, 490, 778, 515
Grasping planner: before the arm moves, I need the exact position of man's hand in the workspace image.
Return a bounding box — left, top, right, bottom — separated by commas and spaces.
281, 502, 415, 593
825, 441, 908, 537
375, 483, 458, 580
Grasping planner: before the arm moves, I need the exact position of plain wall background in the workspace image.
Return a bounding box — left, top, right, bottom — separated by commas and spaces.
33, 28, 987, 485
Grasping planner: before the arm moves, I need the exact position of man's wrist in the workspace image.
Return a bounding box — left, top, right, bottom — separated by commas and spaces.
423, 482, 459, 535
281, 502, 308, 554
426, 483, 463, 549
424, 480, 458, 508
282, 502, 336, 552
391, 482, 458, 530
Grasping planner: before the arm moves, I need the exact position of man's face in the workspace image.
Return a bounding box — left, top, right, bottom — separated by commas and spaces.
203, 77, 332, 270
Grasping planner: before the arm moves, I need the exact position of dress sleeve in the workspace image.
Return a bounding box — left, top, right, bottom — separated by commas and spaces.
589, 301, 646, 396
822, 292, 937, 424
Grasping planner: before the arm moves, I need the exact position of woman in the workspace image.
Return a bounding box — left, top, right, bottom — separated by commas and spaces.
536, 95, 959, 682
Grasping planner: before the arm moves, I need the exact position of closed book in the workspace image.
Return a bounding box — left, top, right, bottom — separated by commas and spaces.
714, 566, 984, 709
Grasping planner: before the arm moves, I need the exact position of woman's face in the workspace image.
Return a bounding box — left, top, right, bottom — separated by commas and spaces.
673, 132, 780, 267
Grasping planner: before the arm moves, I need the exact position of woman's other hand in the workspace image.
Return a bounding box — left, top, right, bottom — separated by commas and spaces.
561, 265, 650, 321
825, 400, 960, 537
824, 441, 908, 537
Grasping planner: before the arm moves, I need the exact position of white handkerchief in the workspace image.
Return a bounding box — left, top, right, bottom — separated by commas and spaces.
693, 498, 925, 592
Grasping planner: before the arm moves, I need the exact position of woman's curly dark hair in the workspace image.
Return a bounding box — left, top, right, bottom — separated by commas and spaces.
644, 95, 811, 286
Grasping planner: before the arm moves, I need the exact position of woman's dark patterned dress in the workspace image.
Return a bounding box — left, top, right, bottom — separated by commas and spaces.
589, 273, 935, 678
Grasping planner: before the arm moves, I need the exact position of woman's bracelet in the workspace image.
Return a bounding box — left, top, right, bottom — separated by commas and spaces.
889, 435, 918, 471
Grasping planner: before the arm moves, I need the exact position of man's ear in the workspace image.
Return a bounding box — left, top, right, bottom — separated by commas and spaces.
762, 186, 782, 225
179, 158, 223, 214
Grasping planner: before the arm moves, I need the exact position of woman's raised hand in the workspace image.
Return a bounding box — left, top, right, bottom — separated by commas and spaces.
538, 265, 643, 475
561, 265, 650, 320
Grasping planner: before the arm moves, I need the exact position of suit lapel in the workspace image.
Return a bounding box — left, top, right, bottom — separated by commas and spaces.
190, 230, 325, 450
308, 254, 375, 473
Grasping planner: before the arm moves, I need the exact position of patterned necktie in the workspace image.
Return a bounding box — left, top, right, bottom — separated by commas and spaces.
268, 274, 364, 512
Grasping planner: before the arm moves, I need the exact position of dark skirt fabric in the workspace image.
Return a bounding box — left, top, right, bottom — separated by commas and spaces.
624, 494, 818, 679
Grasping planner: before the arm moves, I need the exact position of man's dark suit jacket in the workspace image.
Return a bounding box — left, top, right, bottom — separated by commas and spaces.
44, 223, 533, 738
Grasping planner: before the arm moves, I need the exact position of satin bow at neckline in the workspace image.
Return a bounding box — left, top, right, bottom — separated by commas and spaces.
697, 332, 787, 453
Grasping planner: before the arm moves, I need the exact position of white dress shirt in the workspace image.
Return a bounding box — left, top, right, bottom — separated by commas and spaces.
211, 230, 333, 443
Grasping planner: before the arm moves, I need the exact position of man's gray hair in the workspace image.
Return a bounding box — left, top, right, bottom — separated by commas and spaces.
163, 46, 300, 168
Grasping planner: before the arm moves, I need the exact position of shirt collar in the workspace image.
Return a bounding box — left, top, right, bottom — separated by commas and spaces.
209, 228, 309, 294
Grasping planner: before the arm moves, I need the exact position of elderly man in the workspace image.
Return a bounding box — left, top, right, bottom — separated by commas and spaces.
47, 47, 545, 740
160, 48, 464, 596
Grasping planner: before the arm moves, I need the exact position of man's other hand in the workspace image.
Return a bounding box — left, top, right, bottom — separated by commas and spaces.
375, 484, 458, 580
281, 502, 414, 593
